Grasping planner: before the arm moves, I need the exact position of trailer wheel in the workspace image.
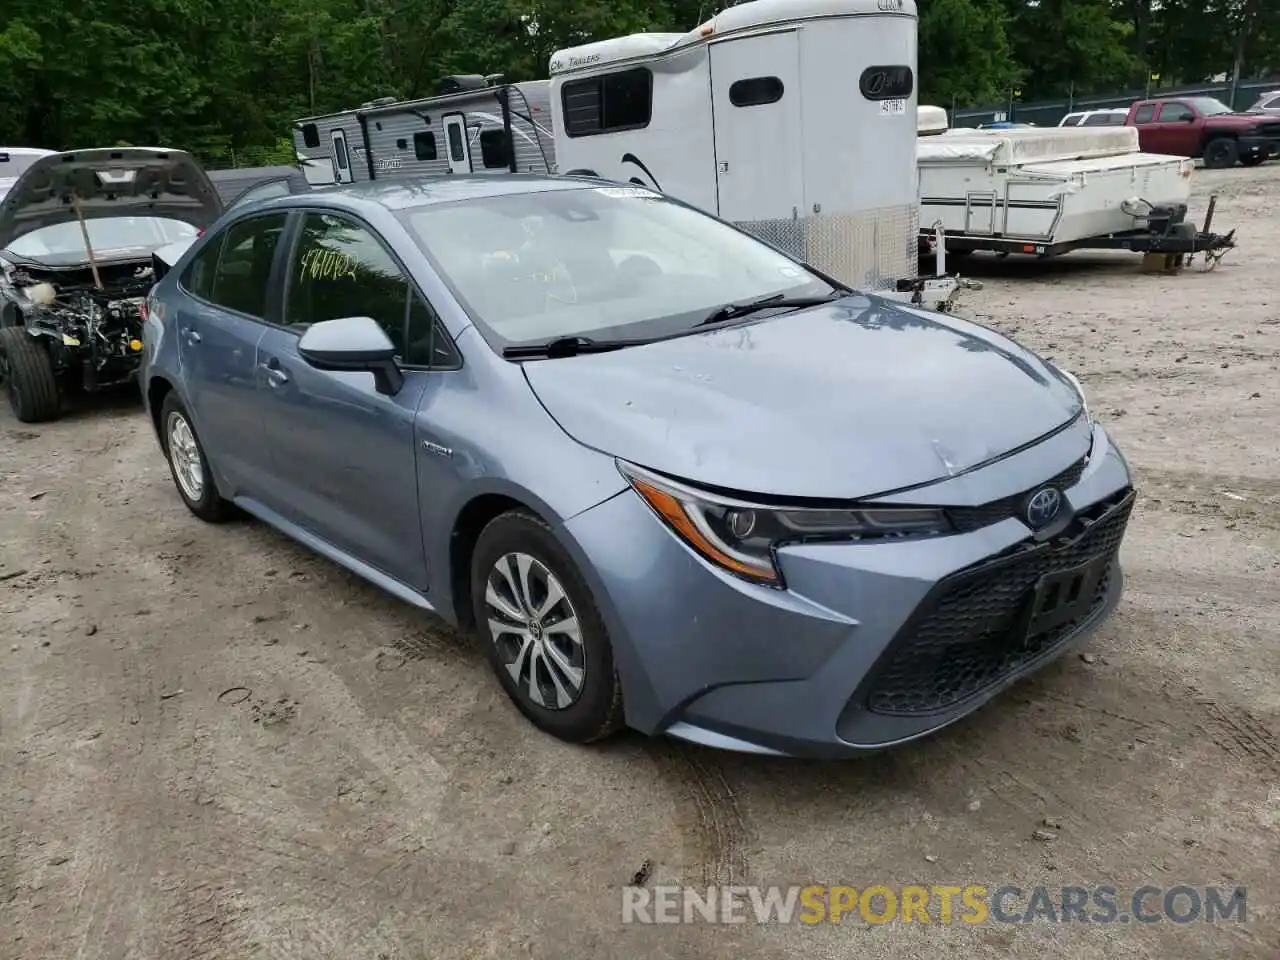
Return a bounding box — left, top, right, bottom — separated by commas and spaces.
0, 327, 61, 423
1202, 138, 1239, 169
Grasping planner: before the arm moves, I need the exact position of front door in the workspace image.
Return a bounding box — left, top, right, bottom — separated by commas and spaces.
443, 113, 472, 174
709, 31, 804, 222
1150, 101, 1198, 155
175, 212, 290, 495
331, 129, 355, 183
254, 209, 436, 588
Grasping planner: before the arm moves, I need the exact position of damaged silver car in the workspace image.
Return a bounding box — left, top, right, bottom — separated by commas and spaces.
0, 148, 223, 422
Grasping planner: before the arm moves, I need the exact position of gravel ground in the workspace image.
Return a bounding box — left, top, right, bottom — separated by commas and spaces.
1, 164, 1278, 960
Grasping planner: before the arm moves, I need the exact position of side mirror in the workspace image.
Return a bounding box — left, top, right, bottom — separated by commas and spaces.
298, 316, 404, 395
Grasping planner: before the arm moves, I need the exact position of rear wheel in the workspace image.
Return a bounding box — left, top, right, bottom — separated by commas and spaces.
1202, 138, 1239, 169
160, 392, 232, 522
0, 327, 60, 423
471, 510, 624, 744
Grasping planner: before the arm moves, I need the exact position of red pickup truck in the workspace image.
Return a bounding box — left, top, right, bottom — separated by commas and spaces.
1125, 96, 1280, 168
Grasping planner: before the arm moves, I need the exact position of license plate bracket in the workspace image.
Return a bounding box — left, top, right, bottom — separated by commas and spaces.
1024, 554, 1110, 637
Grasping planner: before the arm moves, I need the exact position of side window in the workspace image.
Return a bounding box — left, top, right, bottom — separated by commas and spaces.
1061, 115, 1082, 127
231, 179, 291, 210
729, 77, 784, 107
1159, 102, 1193, 121
301, 124, 320, 148
1133, 104, 1157, 124
285, 212, 452, 367
1082, 112, 1115, 126
479, 129, 509, 169
414, 131, 437, 161
561, 68, 652, 137
1264, 96, 1280, 110
187, 213, 288, 318
182, 233, 225, 302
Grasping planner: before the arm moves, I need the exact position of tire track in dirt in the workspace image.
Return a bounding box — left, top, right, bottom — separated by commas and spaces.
1132, 467, 1280, 529
1174, 685, 1280, 777
647, 743, 752, 887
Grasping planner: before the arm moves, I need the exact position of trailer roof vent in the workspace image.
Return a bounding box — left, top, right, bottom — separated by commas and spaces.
361, 96, 398, 108
439, 75, 489, 95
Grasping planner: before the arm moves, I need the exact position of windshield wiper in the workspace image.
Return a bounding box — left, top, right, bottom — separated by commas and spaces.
502, 336, 651, 359
698, 291, 846, 327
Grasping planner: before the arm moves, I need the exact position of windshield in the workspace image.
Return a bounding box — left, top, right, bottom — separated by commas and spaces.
3, 217, 197, 261
1188, 97, 1234, 116
397, 186, 836, 349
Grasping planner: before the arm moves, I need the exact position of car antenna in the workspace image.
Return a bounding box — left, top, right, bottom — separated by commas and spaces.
71, 194, 104, 290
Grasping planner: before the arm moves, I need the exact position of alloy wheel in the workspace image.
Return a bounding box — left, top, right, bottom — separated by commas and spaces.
485, 552, 586, 710
166, 411, 205, 502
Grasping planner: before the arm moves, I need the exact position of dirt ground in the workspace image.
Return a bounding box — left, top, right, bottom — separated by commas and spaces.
2, 164, 1279, 960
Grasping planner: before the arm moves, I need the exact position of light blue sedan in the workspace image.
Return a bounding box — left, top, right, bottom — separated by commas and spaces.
140, 175, 1135, 758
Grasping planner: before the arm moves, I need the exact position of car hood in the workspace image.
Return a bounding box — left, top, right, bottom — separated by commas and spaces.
1207, 113, 1268, 127
522, 295, 1084, 500
0, 147, 224, 249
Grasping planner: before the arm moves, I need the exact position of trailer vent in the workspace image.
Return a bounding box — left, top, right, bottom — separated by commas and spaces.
439, 75, 489, 95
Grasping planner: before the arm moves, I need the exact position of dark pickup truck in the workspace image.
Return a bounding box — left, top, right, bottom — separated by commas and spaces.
1125, 96, 1280, 168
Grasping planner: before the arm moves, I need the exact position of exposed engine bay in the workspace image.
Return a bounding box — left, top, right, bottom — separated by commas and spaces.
4, 260, 154, 390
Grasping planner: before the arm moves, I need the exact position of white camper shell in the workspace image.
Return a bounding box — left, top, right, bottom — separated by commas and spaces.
548, 0, 964, 309
291, 78, 556, 186
917, 125, 1210, 257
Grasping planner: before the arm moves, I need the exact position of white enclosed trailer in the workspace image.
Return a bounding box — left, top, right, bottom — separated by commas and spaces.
917, 125, 1234, 262
548, 0, 964, 310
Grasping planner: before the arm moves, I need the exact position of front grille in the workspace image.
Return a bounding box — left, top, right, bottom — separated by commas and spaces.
864, 487, 1133, 717
947, 456, 1088, 533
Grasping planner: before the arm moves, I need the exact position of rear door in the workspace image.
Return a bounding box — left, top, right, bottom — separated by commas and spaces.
709, 31, 804, 222
174, 211, 291, 495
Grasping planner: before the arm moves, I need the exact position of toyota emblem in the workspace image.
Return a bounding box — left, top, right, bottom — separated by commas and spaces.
1026, 487, 1063, 529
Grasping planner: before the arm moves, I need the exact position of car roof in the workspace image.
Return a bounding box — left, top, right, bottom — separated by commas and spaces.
253, 174, 606, 215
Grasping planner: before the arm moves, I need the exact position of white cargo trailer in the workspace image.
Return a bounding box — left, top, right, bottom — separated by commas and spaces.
547, 0, 964, 310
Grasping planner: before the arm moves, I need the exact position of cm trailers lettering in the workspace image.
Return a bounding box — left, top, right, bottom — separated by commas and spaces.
549, 53, 602, 74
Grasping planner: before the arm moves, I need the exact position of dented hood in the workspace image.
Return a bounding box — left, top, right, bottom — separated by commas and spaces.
0, 147, 224, 250
522, 295, 1085, 500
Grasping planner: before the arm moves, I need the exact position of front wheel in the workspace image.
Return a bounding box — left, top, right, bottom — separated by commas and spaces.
1202, 138, 1239, 169
160, 392, 232, 522
0, 326, 60, 423
471, 510, 624, 744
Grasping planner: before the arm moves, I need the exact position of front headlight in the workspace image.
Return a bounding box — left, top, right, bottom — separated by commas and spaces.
1047, 360, 1092, 423
618, 462, 951, 587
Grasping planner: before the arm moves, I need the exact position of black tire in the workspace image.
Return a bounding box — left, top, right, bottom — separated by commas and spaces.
1202, 138, 1239, 169
470, 510, 624, 744
159, 392, 232, 522
1239, 153, 1265, 167
0, 326, 60, 423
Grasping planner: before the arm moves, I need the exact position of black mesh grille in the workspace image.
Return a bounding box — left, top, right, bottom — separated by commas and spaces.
946, 456, 1088, 533
864, 487, 1133, 717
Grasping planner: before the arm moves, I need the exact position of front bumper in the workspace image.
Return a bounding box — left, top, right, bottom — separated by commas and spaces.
563, 419, 1133, 758
1238, 135, 1280, 160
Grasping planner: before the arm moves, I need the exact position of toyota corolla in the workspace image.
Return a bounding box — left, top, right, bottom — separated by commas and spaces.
140, 176, 1134, 758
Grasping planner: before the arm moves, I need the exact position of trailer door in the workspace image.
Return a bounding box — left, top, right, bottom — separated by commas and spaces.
331, 129, 355, 184
443, 113, 473, 174
709, 31, 804, 223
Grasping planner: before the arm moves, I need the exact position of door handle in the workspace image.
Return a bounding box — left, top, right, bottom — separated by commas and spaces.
258, 360, 289, 387
182, 327, 201, 345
